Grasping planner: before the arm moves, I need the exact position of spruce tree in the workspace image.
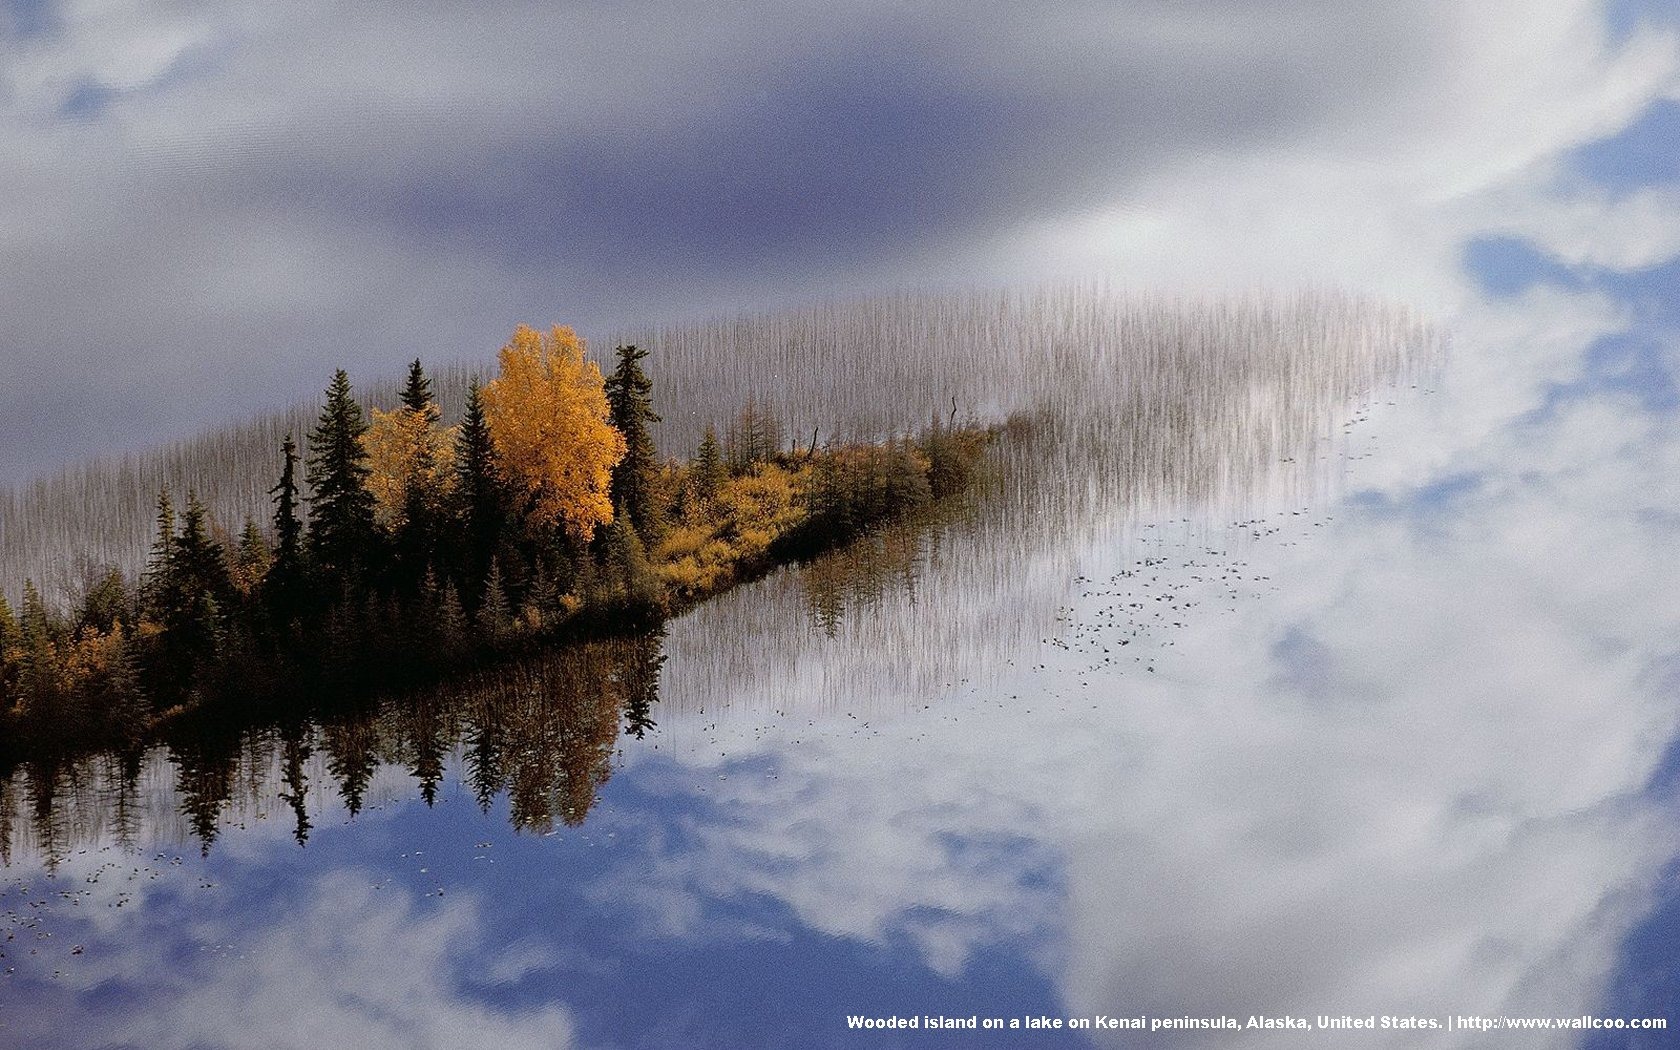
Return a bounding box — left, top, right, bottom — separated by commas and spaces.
604, 344, 662, 541
478, 557, 513, 640
395, 360, 441, 591
435, 581, 468, 656
454, 378, 502, 605
691, 426, 726, 508
171, 492, 232, 659
140, 488, 178, 621
0, 592, 19, 689
306, 370, 378, 582
400, 358, 433, 413
727, 394, 782, 473
265, 436, 308, 622
138, 490, 190, 701
601, 507, 656, 610
232, 518, 270, 597
175, 494, 230, 596
17, 581, 55, 716
0, 590, 23, 711
75, 568, 128, 634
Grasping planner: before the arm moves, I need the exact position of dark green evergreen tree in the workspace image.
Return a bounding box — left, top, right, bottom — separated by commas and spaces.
306, 370, 378, 582
604, 344, 662, 542
16, 581, 56, 718
74, 567, 128, 634
478, 557, 513, 640
435, 581, 468, 658
600, 507, 657, 611
233, 518, 270, 592
395, 360, 441, 592
265, 436, 309, 624
399, 357, 432, 413
139, 488, 178, 621
454, 378, 503, 605
691, 425, 726, 507
0, 591, 20, 704
170, 492, 233, 660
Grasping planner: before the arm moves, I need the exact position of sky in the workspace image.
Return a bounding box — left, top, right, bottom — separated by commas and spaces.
4, 2, 1680, 1039
0, 0, 1675, 482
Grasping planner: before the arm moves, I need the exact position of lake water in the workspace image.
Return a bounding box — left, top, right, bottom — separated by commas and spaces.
3, 293, 1674, 1049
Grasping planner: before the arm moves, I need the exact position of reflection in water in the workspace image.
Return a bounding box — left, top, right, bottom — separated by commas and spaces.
1, 292, 1501, 1050
0, 634, 666, 865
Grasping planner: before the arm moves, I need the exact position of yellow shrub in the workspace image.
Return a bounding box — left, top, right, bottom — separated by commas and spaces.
653, 463, 812, 599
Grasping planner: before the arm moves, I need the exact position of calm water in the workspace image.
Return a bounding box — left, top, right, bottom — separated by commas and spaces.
4, 302, 1675, 1050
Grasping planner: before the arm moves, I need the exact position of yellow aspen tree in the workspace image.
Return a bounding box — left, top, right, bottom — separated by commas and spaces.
363, 404, 457, 528
482, 324, 626, 542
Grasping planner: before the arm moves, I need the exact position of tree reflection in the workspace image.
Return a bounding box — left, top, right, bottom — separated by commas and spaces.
455, 635, 653, 834
0, 631, 666, 859
171, 731, 239, 856
278, 720, 313, 847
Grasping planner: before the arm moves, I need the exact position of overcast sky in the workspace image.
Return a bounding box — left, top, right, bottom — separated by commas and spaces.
1, 0, 1677, 481
5, 4, 1680, 1040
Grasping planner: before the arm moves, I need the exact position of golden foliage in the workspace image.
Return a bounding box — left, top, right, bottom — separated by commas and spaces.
482, 325, 626, 542
362, 405, 458, 527
58, 625, 122, 692
654, 463, 806, 597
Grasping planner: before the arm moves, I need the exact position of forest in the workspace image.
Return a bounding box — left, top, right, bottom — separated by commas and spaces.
0, 323, 990, 765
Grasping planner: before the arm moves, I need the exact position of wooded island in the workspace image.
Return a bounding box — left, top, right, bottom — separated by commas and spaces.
0, 324, 988, 763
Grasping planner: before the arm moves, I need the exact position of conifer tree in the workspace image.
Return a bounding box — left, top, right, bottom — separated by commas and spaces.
604, 344, 662, 542
478, 557, 513, 640
435, 581, 468, 656
727, 394, 782, 473
454, 378, 502, 603
522, 567, 562, 632
0, 592, 20, 698
600, 508, 656, 610
400, 358, 433, 413
140, 488, 178, 621
390, 360, 444, 589
75, 568, 128, 634
265, 436, 308, 622
306, 370, 378, 581
171, 492, 232, 658
100, 631, 149, 746
232, 518, 271, 598
17, 581, 56, 715
691, 425, 726, 507
174, 495, 228, 596
0, 592, 17, 649
410, 569, 449, 667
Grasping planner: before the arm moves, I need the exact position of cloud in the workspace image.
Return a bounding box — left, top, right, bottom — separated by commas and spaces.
3, 3, 1680, 1044
4, 867, 578, 1050
3, 0, 1675, 480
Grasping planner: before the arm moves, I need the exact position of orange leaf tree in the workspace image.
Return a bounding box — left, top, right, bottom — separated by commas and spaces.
363, 404, 456, 528
482, 324, 626, 543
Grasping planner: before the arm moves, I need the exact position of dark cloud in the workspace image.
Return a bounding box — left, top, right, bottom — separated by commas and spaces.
0, 1, 1498, 480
